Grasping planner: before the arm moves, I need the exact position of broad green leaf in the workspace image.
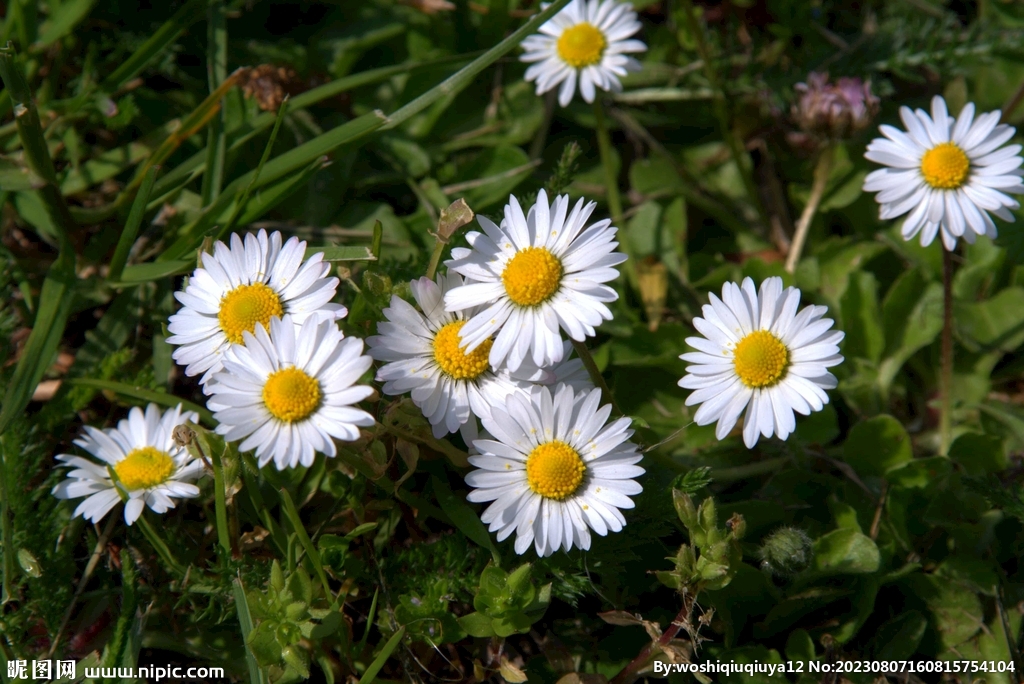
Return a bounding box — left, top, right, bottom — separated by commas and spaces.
949, 432, 1007, 476
839, 270, 884, 363
955, 287, 1024, 353
812, 528, 880, 575
842, 415, 912, 478
457, 611, 496, 638
871, 610, 927, 660
884, 456, 952, 489
903, 574, 983, 649
307, 245, 376, 262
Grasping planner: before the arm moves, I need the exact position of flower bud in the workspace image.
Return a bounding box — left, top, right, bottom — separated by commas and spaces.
758, 526, 812, 577
792, 72, 879, 140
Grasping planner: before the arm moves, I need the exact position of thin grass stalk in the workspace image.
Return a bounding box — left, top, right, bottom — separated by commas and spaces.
208, 442, 232, 560
592, 100, 623, 223
383, 0, 572, 129
108, 165, 159, 283
201, 0, 228, 205
940, 248, 955, 455
677, 0, 768, 230
785, 144, 833, 274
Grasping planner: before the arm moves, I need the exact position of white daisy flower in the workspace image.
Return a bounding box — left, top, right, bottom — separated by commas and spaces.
520, 0, 646, 107
465, 384, 644, 557
207, 315, 375, 470
444, 189, 626, 373
678, 277, 844, 449
167, 229, 346, 385
368, 273, 593, 441
863, 95, 1024, 250
52, 404, 203, 525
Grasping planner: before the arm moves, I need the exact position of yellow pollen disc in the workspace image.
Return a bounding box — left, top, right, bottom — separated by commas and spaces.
114, 446, 175, 490
732, 330, 790, 389
262, 367, 322, 422
218, 283, 284, 344
432, 321, 492, 380
920, 142, 970, 190
501, 247, 563, 307
556, 23, 607, 68
526, 441, 585, 500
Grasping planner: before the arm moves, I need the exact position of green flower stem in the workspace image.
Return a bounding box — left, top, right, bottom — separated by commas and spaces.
785, 144, 833, 274
424, 239, 446, 281
940, 248, 955, 455
678, 0, 767, 230
208, 443, 233, 560
571, 338, 624, 417
592, 100, 623, 224
137, 513, 187, 578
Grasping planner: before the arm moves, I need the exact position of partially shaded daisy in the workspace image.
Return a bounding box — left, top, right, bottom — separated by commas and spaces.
678, 277, 844, 449
167, 229, 346, 385
444, 190, 626, 373
521, 0, 646, 107
465, 384, 644, 557
863, 95, 1024, 250
207, 315, 374, 470
52, 404, 203, 525
368, 273, 593, 440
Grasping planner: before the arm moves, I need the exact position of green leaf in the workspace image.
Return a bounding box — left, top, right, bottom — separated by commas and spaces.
233, 577, 267, 684
812, 528, 880, 575
0, 155, 44, 190
357, 626, 405, 684
839, 271, 884, 363
949, 432, 1007, 476
842, 415, 913, 478
955, 287, 1024, 353
63, 378, 214, 425
431, 475, 500, 564
308, 245, 376, 262
457, 611, 496, 638
35, 0, 99, 47
879, 272, 943, 392
884, 456, 952, 489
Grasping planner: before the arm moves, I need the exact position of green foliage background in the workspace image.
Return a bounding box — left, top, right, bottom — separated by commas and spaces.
2, 0, 1024, 682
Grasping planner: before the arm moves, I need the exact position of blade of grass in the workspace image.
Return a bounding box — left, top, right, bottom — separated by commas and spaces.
357, 626, 405, 684
382, 0, 571, 130
107, 164, 158, 283
431, 475, 500, 565
278, 488, 332, 599
100, 549, 138, 669
147, 53, 478, 202
99, 0, 207, 93
0, 54, 78, 599
308, 246, 375, 262
161, 110, 386, 260
215, 97, 289, 240
233, 576, 266, 684
63, 378, 215, 425
357, 588, 379, 656
115, 260, 193, 285
200, 0, 228, 206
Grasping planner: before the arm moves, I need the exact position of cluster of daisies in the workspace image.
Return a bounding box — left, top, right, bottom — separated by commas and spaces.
51, 0, 1024, 557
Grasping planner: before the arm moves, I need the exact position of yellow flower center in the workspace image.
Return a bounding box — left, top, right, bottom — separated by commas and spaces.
732, 330, 790, 389
920, 142, 970, 190
501, 247, 563, 307
114, 446, 175, 490
432, 321, 493, 380
218, 283, 284, 344
556, 22, 607, 68
262, 367, 322, 422
526, 441, 585, 500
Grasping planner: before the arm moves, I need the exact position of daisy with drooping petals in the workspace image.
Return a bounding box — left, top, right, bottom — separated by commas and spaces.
167, 229, 346, 385
678, 277, 844, 449
444, 190, 626, 373
863, 95, 1024, 250
207, 315, 375, 470
465, 384, 644, 557
521, 0, 646, 107
52, 404, 203, 525
368, 273, 593, 440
